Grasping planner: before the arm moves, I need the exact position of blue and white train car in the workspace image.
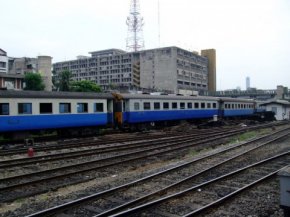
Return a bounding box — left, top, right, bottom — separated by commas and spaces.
219, 97, 255, 117
114, 93, 220, 128
0, 90, 114, 134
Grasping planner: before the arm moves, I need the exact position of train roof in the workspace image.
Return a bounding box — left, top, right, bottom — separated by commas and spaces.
119, 94, 256, 102
0, 90, 113, 99
119, 93, 219, 101
218, 97, 255, 103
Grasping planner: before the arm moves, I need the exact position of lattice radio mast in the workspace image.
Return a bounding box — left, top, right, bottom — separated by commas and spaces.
126, 0, 144, 52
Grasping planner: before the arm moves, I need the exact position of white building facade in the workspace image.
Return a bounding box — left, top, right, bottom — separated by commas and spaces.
0, 49, 8, 74
261, 100, 290, 120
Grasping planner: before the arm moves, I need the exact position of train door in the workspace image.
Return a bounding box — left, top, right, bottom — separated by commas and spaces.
107, 99, 114, 126
218, 99, 224, 118
113, 100, 123, 128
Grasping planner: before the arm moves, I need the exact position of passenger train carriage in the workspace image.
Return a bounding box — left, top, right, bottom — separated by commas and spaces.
0, 91, 114, 135
0, 90, 268, 137
113, 94, 220, 129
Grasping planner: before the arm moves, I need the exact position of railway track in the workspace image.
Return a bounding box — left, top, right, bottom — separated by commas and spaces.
0, 122, 284, 157
112, 152, 290, 217
0, 127, 244, 170
10, 125, 290, 216
0, 127, 231, 157
0, 125, 260, 203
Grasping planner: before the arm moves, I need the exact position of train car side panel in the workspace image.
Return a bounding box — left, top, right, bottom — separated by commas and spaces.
0, 113, 108, 132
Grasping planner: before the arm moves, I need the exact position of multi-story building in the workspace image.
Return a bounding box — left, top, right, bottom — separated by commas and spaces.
53, 49, 141, 91
0, 49, 52, 91
53, 46, 216, 93
140, 47, 212, 93
0, 49, 8, 74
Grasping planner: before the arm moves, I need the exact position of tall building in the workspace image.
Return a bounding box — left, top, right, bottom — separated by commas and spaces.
246, 76, 250, 90
53, 46, 216, 93
201, 49, 216, 92
140, 47, 209, 93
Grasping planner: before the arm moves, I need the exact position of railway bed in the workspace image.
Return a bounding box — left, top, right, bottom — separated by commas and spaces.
0, 123, 288, 216
0, 126, 239, 157
0, 125, 266, 202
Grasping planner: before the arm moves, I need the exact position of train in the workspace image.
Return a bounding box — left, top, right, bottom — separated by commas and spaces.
0, 90, 273, 138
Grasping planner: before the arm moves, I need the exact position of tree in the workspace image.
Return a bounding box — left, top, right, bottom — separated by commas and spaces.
58, 70, 72, 91
70, 80, 102, 92
24, 72, 45, 91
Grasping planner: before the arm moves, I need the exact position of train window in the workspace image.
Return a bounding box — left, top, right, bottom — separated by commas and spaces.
194, 102, 199, 109
207, 103, 211, 108
213, 103, 217, 109
180, 102, 185, 109
172, 102, 177, 109
59, 103, 71, 113
40, 103, 53, 114
163, 102, 169, 109
232, 104, 234, 109
94, 103, 104, 112
134, 102, 140, 111
18, 103, 32, 114
0, 103, 9, 115
201, 102, 205, 109
77, 103, 88, 113
154, 102, 160, 110
187, 102, 192, 109
143, 102, 151, 110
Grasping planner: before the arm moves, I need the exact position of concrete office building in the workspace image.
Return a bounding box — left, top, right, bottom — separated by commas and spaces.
140, 47, 211, 93
53, 46, 216, 93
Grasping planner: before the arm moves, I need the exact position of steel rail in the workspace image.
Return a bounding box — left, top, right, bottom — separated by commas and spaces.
111, 151, 290, 217
24, 129, 290, 217
0, 128, 238, 169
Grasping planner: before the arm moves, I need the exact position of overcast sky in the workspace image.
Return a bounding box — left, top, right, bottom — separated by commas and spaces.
1, 0, 289, 90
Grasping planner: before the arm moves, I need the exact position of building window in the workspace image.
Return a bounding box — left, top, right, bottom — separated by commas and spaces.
154, 102, 160, 110
0, 103, 9, 115
40, 103, 53, 114
172, 102, 178, 109
134, 102, 140, 111
77, 103, 88, 113
18, 103, 32, 114
59, 103, 71, 113
180, 102, 185, 109
187, 102, 192, 109
143, 102, 151, 110
163, 102, 169, 109
94, 103, 104, 112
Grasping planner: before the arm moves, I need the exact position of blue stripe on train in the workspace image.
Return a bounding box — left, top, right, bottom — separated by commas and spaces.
0, 113, 109, 132
223, 109, 254, 117
123, 109, 219, 123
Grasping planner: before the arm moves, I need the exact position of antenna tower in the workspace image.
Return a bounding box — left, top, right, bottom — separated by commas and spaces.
126, 0, 144, 52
